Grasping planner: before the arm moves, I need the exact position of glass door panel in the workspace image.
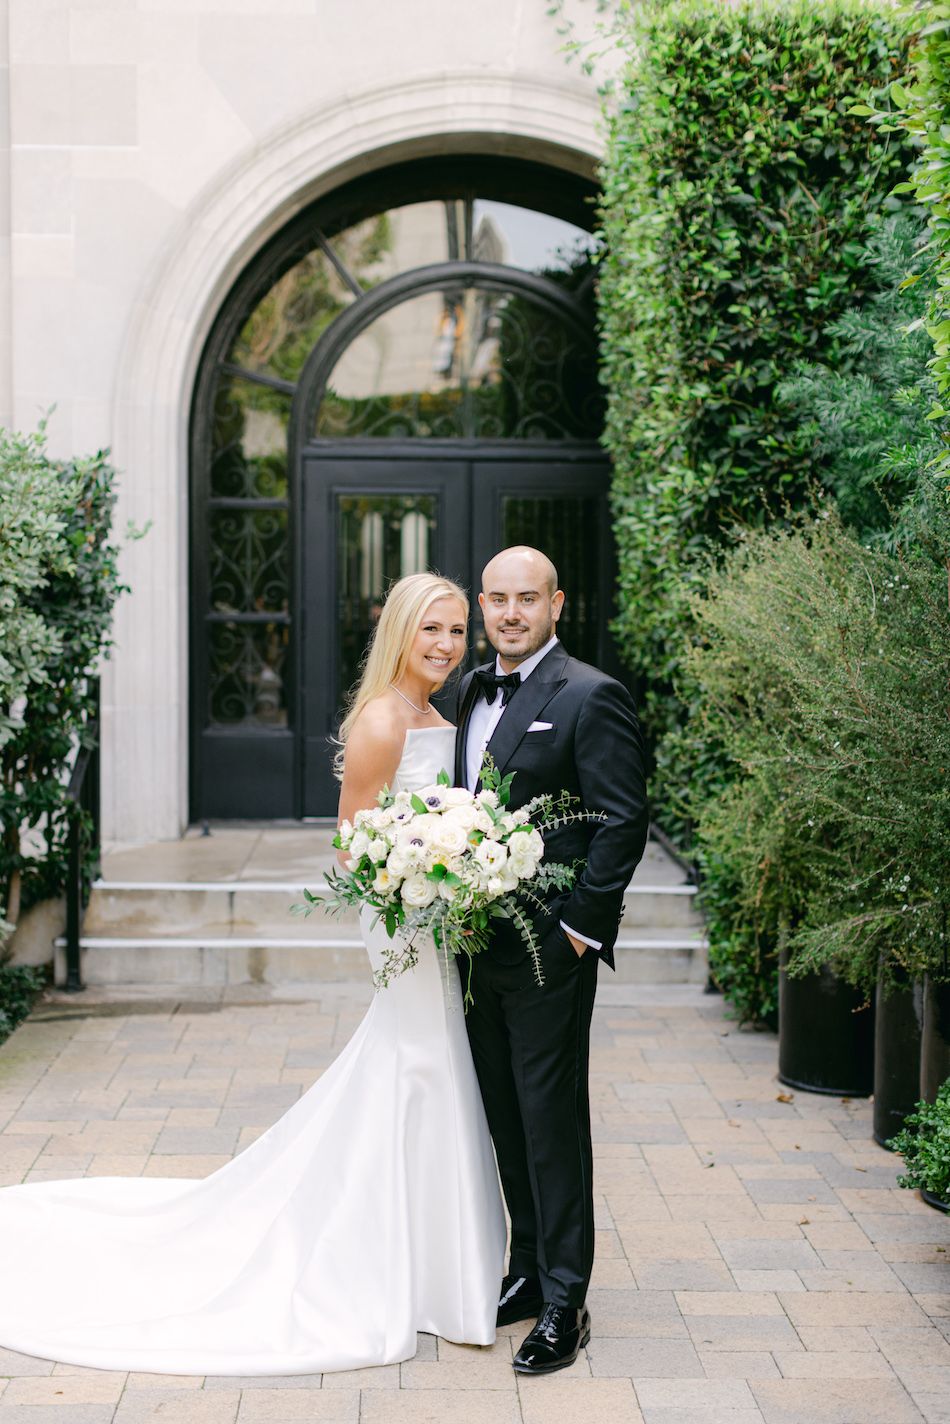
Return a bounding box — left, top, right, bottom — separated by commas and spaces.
300, 455, 469, 815
336, 493, 437, 710
471, 458, 615, 673
502, 494, 601, 666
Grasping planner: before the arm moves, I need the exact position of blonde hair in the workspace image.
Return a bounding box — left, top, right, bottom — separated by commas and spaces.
335, 572, 469, 777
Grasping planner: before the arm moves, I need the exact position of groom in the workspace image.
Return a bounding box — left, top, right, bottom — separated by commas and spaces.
455, 545, 648, 1375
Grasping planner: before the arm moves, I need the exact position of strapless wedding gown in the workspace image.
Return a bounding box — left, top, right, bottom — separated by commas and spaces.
0, 726, 505, 1375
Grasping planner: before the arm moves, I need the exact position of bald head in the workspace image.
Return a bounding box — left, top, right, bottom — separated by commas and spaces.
481, 546, 559, 598
479, 545, 565, 670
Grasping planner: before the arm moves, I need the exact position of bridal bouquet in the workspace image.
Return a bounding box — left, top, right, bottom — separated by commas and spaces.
291, 759, 600, 993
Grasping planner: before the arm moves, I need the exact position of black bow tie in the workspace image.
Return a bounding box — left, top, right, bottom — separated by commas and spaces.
475, 668, 521, 707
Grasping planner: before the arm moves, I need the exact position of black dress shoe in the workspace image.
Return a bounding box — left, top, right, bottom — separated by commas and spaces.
512, 1304, 591, 1374
496, 1273, 544, 1328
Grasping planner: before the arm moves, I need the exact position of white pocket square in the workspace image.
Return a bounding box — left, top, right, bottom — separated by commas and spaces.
527, 721, 553, 732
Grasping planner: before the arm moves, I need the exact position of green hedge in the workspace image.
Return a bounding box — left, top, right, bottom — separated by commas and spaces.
597, 0, 915, 762
0, 423, 124, 940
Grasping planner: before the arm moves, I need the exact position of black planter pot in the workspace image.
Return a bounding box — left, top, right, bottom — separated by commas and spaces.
778, 948, 875, 1096
921, 1187, 950, 1214
873, 974, 924, 1147
921, 976, 950, 1104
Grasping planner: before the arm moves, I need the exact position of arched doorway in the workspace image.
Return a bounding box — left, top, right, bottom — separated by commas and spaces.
190, 154, 612, 819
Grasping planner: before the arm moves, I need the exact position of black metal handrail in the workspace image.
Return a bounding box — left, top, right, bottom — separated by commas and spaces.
62, 679, 100, 993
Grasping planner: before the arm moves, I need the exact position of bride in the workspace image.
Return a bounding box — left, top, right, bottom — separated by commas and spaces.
0, 573, 506, 1376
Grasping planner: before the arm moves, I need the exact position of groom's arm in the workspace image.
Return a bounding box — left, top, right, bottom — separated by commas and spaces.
560, 678, 649, 953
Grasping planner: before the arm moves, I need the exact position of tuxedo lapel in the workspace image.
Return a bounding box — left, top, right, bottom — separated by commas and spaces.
483, 643, 569, 780
454, 663, 491, 786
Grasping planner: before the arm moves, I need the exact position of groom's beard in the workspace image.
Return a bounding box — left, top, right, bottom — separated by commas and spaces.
487, 615, 554, 664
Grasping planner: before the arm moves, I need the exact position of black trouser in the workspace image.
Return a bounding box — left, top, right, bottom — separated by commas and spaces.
465, 923, 599, 1308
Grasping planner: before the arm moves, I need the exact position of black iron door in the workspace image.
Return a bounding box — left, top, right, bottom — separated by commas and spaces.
299, 441, 613, 816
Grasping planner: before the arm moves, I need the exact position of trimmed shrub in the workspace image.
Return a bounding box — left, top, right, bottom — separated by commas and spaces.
597, 0, 915, 755
0, 423, 124, 944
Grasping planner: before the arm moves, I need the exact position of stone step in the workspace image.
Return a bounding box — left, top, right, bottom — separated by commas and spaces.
55, 928, 708, 989
83, 877, 702, 935
64, 832, 707, 987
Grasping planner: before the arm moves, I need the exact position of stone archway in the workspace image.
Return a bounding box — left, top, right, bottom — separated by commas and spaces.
104, 73, 603, 844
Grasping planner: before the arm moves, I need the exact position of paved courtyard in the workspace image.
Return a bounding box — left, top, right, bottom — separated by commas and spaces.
1, 984, 949, 1424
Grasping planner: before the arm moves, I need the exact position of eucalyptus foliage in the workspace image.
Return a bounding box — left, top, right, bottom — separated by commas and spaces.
597, 0, 914, 746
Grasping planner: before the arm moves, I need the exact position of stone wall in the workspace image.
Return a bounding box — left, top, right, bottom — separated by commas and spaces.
1, 1, 604, 846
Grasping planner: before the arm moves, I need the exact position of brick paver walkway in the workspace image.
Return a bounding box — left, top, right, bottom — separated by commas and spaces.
1, 988, 949, 1424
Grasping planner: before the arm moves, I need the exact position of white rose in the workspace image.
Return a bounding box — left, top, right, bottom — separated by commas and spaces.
496, 813, 517, 834
508, 852, 538, 881
366, 838, 388, 863
485, 875, 506, 898
444, 804, 479, 832
387, 850, 410, 877
438, 878, 460, 901
338, 818, 353, 843
472, 809, 493, 834
475, 839, 508, 872
498, 866, 520, 892
373, 867, 399, 896
367, 807, 394, 831
442, 786, 474, 807
401, 873, 438, 907
476, 789, 499, 809
349, 829, 370, 860
506, 831, 534, 857
429, 820, 468, 855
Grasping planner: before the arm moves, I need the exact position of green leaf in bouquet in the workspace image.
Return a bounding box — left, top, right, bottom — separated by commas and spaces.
385, 908, 397, 938
426, 863, 447, 881
497, 771, 515, 806
437, 767, 450, 786
332, 834, 343, 849
443, 871, 463, 888
410, 793, 428, 814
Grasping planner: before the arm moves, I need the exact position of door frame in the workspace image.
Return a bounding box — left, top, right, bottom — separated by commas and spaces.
295, 438, 612, 817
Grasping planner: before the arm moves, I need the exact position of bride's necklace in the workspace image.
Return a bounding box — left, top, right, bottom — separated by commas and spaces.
391, 685, 431, 715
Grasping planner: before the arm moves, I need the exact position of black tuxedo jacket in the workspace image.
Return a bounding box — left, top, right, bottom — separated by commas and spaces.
454, 642, 649, 970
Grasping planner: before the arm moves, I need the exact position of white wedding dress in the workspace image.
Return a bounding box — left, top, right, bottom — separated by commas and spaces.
0, 726, 505, 1376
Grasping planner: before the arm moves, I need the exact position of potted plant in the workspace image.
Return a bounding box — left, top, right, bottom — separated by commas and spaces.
889, 1078, 950, 1212
874, 968, 924, 1147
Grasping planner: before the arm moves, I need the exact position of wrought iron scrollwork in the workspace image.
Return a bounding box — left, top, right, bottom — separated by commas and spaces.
209, 508, 289, 616
316, 288, 602, 441
207, 621, 289, 727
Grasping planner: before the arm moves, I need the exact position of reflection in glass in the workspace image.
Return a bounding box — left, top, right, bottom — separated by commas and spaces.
472, 200, 597, 275
208, 621, 288, 727
228, 216, 392, 385
317, 288, 601, 440
210, 376, 290, 499
209, 508, 289, 616
337, 494, 436, 708
503, 496, 601, 663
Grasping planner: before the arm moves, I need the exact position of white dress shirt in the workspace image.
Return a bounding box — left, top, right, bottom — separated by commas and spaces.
462, 635, 601, 952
